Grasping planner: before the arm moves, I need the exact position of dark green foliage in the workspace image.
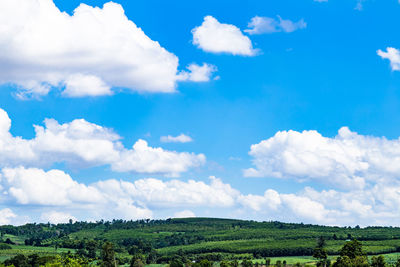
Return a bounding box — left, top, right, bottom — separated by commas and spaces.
333, 240, 369, 267
4, 238, 14, 245
314, 236, 328, 267
340, 240, 365, 259
199, 259, 212, 267
170, 258, 184, 267
220, 260, 232, 267
0, 243, 11, 250
4, 254, 29, 267
130, 258, 144, 267
242, 259, 252, 267
2, 254, 57, 267
83, 239, 97, 259
101, 241, 116, 267
370, 255, 385, 267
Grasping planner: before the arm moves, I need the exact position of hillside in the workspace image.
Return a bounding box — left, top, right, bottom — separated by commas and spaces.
1, 218, 400, 264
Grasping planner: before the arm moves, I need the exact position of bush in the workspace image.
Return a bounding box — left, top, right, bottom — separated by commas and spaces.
0, 243, 11, 250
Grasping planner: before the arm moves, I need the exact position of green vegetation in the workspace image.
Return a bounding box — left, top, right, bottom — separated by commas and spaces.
1, 218, 400, 266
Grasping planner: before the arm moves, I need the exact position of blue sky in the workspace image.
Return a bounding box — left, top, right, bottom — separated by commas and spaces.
1, 0, 400, 225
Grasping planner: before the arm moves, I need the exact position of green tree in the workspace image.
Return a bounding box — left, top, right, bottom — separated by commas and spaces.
28, 254, 40, 267
101, 242, 117, 267
199, 259, 212, 267
370, 256, 385, 267
220, 261, 232, 267
131, 258, 145, 267
333, 240, 369, 267
86, 240, 97, 259
313, 237, 328, 267
170, 258, 184, 267
4, 254, 29, 267
241, 260, 253, 267
340, 240, 364, 259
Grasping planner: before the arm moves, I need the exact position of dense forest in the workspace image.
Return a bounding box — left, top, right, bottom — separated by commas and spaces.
1, 218, 400, 266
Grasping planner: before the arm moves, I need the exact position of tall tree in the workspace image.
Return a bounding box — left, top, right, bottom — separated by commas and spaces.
101, 241, 117, 267
313, 236, 328, 267
333, 240, 369, 267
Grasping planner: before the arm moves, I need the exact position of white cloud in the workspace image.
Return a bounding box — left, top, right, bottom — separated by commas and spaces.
0, 208, 17, 225
237, 189, 281, 212
41, 211, 77, 224
178, 63, 217, 82
378, 47, 400, 71
160, 134, 193, 143
3, 165, 400, 226
0, 108, 205, 176
192, 16, 257, 56
0, 0, 212, 98
112, 140, 205, 176
0, 167, 152, 221
173, 210, 196, 218
0, 167, 103, 205
0, 168, 237, 222
245, 16, 306, 35
122, 176, 240, 208
238, 127, 400, 226
244, 127, 400, 190
62, 74, 112, 97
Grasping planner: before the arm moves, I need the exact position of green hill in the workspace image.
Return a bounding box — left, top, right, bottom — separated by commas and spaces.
1, 218, 400, 264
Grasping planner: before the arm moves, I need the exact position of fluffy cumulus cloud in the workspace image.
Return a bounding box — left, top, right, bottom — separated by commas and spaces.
3, 164, 400, 226
378, 47, 400, 71
244, 127, 400, 190
41, 211, 77, 224
0, 0, 214, 98
0, 167, 153, 221
0, 208, 17, 225
192, 16, 257, 56
160, 134, 193, 143
173, 210, 196, 218
0, 108, 205, 176
112, 140, 205, 176
122, 176, 240, 208
236, 127, 400, 226
0, 167, 103, 206
245, 16, 306, 35
237, 183, 400, 226
178, 63, 217, 82
0, 168, 237, 222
